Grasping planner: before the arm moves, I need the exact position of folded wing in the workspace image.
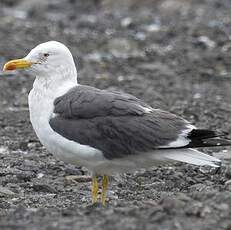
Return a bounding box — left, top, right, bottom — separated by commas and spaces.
49, 85, 231, 162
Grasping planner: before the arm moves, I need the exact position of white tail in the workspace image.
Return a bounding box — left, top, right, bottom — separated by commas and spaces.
159, 149, 221, 167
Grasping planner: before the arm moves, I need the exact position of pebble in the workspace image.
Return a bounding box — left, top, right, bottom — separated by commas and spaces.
144, 24, 161, 32
196, 36, 216, 49
216, 203, 229, 211
134, 32, 146, 41
0, 146, 9, 155
225, 180, 231, 185
37, 173, 44, 179
65, 175, 92, 183
32, 183, 57, 194
121, 17, 133, 28
0, 186, 15, 197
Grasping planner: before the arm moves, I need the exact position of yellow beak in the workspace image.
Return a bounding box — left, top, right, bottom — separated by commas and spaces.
3, 59, 34, 71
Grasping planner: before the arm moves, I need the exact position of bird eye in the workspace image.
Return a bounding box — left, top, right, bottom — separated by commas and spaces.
43, 53, 49, 57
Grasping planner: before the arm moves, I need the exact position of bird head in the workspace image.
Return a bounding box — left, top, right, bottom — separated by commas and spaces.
3, 41, 77, 79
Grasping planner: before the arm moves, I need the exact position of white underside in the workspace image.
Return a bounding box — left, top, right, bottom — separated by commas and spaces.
29, 80, 105, 170
29, 79, 220, 175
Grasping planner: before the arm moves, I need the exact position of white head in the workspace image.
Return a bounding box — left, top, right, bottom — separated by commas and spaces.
3, 41, 77, 84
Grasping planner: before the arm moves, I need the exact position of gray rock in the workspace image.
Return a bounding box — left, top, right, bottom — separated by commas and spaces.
0, 186, 15, 197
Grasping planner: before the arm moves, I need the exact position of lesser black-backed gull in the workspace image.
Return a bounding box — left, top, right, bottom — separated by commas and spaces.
3, 41, 231, 206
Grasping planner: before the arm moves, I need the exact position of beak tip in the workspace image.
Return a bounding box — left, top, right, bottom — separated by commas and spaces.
2, 59, 31, 72
3, 64, 16, 71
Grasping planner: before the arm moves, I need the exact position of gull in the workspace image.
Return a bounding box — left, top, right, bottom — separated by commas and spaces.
3, 41, 231, 206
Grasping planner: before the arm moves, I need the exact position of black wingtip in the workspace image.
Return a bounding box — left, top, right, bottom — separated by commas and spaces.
185, 129, 231, 148
188, 129, 228, 140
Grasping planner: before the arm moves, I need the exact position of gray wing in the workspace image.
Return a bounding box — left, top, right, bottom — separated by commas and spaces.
49, 85, 193, 159
53, 85, 152, 118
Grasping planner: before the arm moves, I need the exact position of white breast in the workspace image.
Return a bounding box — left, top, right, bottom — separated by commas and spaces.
28, 80, 105, 170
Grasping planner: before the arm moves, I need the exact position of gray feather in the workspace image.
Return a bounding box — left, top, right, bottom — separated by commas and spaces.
49, 85, 189, 159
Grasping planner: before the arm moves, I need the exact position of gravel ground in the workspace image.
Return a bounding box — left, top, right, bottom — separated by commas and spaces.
0, 0, 231, 229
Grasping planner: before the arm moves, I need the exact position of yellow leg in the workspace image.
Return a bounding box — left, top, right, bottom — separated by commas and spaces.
101, 175, 109, 206
92, 176, 99, 204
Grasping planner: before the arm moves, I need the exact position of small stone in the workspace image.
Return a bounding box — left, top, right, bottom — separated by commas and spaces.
0, 186, 15, 197
64, 165, 83, 176
27, 142, 38, 149
117, 75, 124, 82
176, 193, 191, 202
189, 183, 207, 192
0, 146, 9, 155
134, 32, 146, 41
16, 170, 35, 181
144, 24, 161, 32
224, 166, 231, 179
200, 205, 211, 217
222, 42, 231, 52
121, 17, 133, 28
225, 180, 231, 185
32, 183, 57, 193
185, 202, 203, 217
65, 175, 92, 183
37, 173, 44, 179
216, 203, 229, 211
193, 93, 201, 99
196, 36, 216, 49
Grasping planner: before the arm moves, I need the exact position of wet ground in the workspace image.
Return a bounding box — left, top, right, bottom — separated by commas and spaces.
0, 0, 231, 229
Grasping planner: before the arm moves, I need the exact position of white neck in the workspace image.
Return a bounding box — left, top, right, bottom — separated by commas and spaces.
28, 66, 78, 137
28, 62, 78, 133
32, 65, 78, 99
